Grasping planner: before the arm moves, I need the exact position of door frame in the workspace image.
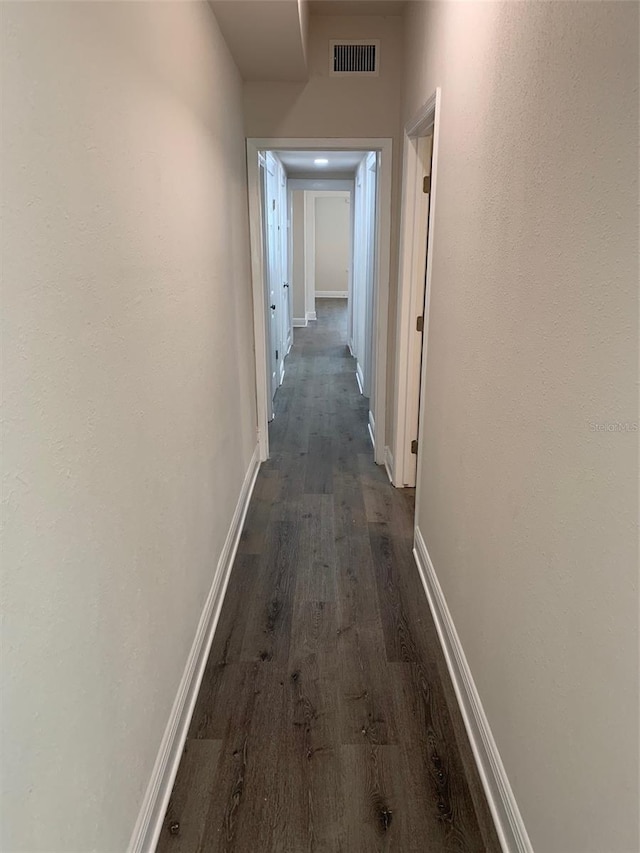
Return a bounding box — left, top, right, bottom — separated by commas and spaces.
390, 89, 442, 489
304, 190, 352, 321
247, 137, 393, 464
288, 179, 354, 327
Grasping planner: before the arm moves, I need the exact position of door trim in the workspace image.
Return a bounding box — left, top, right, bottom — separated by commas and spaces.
304, 190, 352, 324
247, 137, 393, 464
391, 89, 441, 488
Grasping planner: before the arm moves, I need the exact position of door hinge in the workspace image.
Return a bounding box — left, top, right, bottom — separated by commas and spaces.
416, 315, 424, 332
423, 175, 431, 194
411, 439, 418, 455
276, 349, 279, 360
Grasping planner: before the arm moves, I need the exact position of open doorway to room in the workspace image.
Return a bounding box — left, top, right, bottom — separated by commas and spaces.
247, 139, 392, 465
280, 148, 378, 417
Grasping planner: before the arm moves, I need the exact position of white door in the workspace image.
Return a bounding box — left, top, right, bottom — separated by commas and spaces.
406, 135, 434, 483
279, 168, 292, 362
351, 162, 367, 383
351, 153, 378, 398
363, 152, 378, 399
263, 155, 280, 408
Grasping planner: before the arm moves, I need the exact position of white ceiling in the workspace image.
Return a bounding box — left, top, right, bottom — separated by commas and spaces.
309, 0, 405, 15
276, 150, 367, 175
209, 1, 308, 82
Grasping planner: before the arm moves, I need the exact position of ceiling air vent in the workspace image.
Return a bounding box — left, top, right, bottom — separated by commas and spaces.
330, 40, 379, 76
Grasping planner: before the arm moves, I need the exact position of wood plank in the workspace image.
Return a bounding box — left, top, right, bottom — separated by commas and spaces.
286, 602, 346, 851
335, 528, 398, 746
295, 494, 337, 604
273, 451, 308, 503
368, 523, 420, 663
237, 470, 280, 555
304, 435, 333, 495
240, 511, 300, 663
359, 453, 414, 538
196, 663, 277, 852
156, 739, 222, 853
342, 744, 401, 853
187, 556, 259, 741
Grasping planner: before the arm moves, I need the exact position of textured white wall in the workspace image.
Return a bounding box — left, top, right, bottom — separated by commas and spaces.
404, 2, 639, 851
314, 194, 350, 294
1, 3, 257, 850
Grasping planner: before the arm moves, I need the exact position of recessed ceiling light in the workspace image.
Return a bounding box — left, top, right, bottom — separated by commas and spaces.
314, 158, 329, 166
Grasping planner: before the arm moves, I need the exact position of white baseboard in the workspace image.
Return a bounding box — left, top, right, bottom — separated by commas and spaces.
128, 444, 261, 853
368, 410, 375, 449
347, 340, 355, 358
355, 362, 364, 396
383, 445, 394, 484
315, 291, 348, 299
293, 317, 308, 328
413, 528, 533, 853
306, 311, 317, 322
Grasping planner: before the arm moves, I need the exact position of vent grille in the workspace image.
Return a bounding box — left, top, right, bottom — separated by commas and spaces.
330, 40, 379, 76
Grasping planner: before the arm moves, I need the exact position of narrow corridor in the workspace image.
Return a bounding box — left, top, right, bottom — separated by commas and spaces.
158, 301, 500, 852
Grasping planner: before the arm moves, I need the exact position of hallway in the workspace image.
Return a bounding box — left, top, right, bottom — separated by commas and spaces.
158, 301, 500, 852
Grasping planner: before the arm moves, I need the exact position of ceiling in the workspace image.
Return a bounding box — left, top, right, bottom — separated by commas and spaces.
209, 0, 406, 82
276, 150, 367, 175
209, 1, 308, 82
309, 0, 405, 15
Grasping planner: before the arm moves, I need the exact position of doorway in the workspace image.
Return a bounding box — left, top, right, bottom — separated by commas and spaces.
247, 138, 393, 465
391, 89, 441, 493
295, 187, 353, 327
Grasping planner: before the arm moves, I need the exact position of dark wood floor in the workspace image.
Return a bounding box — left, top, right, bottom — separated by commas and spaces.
157, 300, 500, 853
